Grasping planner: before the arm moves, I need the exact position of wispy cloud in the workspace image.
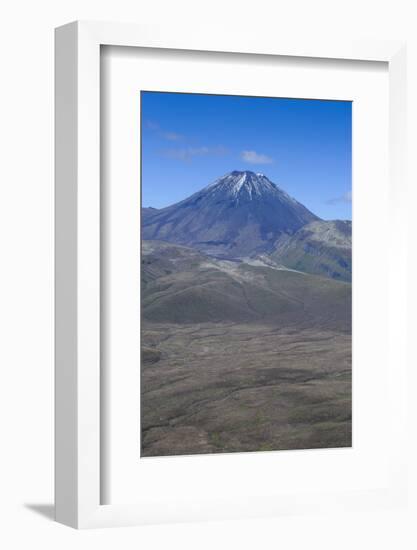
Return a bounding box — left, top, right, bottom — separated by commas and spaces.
241, 150, 274, 165
161, 145, 228, 163
160, 131, 184, 142
146, 120, 184, 142
147, 118, 228, 162
326, 191, 352, 205
145, 120, 160, 131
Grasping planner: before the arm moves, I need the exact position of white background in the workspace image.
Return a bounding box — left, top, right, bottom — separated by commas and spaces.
1, 0, 416, 548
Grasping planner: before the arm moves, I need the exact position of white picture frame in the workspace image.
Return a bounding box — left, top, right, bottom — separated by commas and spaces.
55, 20, 407, 529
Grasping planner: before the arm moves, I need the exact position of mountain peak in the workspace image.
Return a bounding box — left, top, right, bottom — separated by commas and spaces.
218, 169, 270, 181
206, 170, 280, 200
230, 170, 262, 177
143, 170, 319, 258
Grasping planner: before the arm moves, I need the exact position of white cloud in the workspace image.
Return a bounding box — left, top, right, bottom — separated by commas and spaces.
146, 120, 184, 141
241, 150, 273, 165
161, 145, 228, 162
146, 120, 159, 130
161, 131, 184, 142
326, 191, 352, 205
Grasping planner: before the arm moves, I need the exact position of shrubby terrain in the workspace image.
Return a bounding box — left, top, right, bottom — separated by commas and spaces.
141, 172, 352, 456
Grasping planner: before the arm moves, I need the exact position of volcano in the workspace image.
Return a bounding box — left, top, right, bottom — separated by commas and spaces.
141, 170, 319, 257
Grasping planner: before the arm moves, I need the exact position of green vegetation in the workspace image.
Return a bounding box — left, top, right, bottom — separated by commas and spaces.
269, 220, 352, 282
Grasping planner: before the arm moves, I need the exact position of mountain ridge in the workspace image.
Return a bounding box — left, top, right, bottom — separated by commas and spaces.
266, 219, 352, 282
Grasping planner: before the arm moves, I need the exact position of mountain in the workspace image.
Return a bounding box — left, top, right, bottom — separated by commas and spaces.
265, 220, 352, 282
141, 240, 351, 331
142, 171, 319, 258
142, 206, 158, 220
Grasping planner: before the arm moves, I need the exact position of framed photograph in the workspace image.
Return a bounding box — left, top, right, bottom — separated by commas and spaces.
55, 21, 408, 528
139, 91, 353, 459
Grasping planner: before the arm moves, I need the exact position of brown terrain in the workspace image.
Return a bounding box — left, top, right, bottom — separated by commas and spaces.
141, 240, 351, 457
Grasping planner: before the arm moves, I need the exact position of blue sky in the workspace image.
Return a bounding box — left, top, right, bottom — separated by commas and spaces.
141, 91, 352, 220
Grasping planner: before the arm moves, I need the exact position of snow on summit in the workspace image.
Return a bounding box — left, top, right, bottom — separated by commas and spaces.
206, 170, 283, 200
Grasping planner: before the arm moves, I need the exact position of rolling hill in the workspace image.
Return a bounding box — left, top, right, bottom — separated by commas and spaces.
142, 240, 351, 331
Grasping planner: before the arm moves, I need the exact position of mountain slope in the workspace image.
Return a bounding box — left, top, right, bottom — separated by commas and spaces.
142, 171, 319, 258
266, 220, 352, 281
142, 206, 158, 221
142, 240, 351, 331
